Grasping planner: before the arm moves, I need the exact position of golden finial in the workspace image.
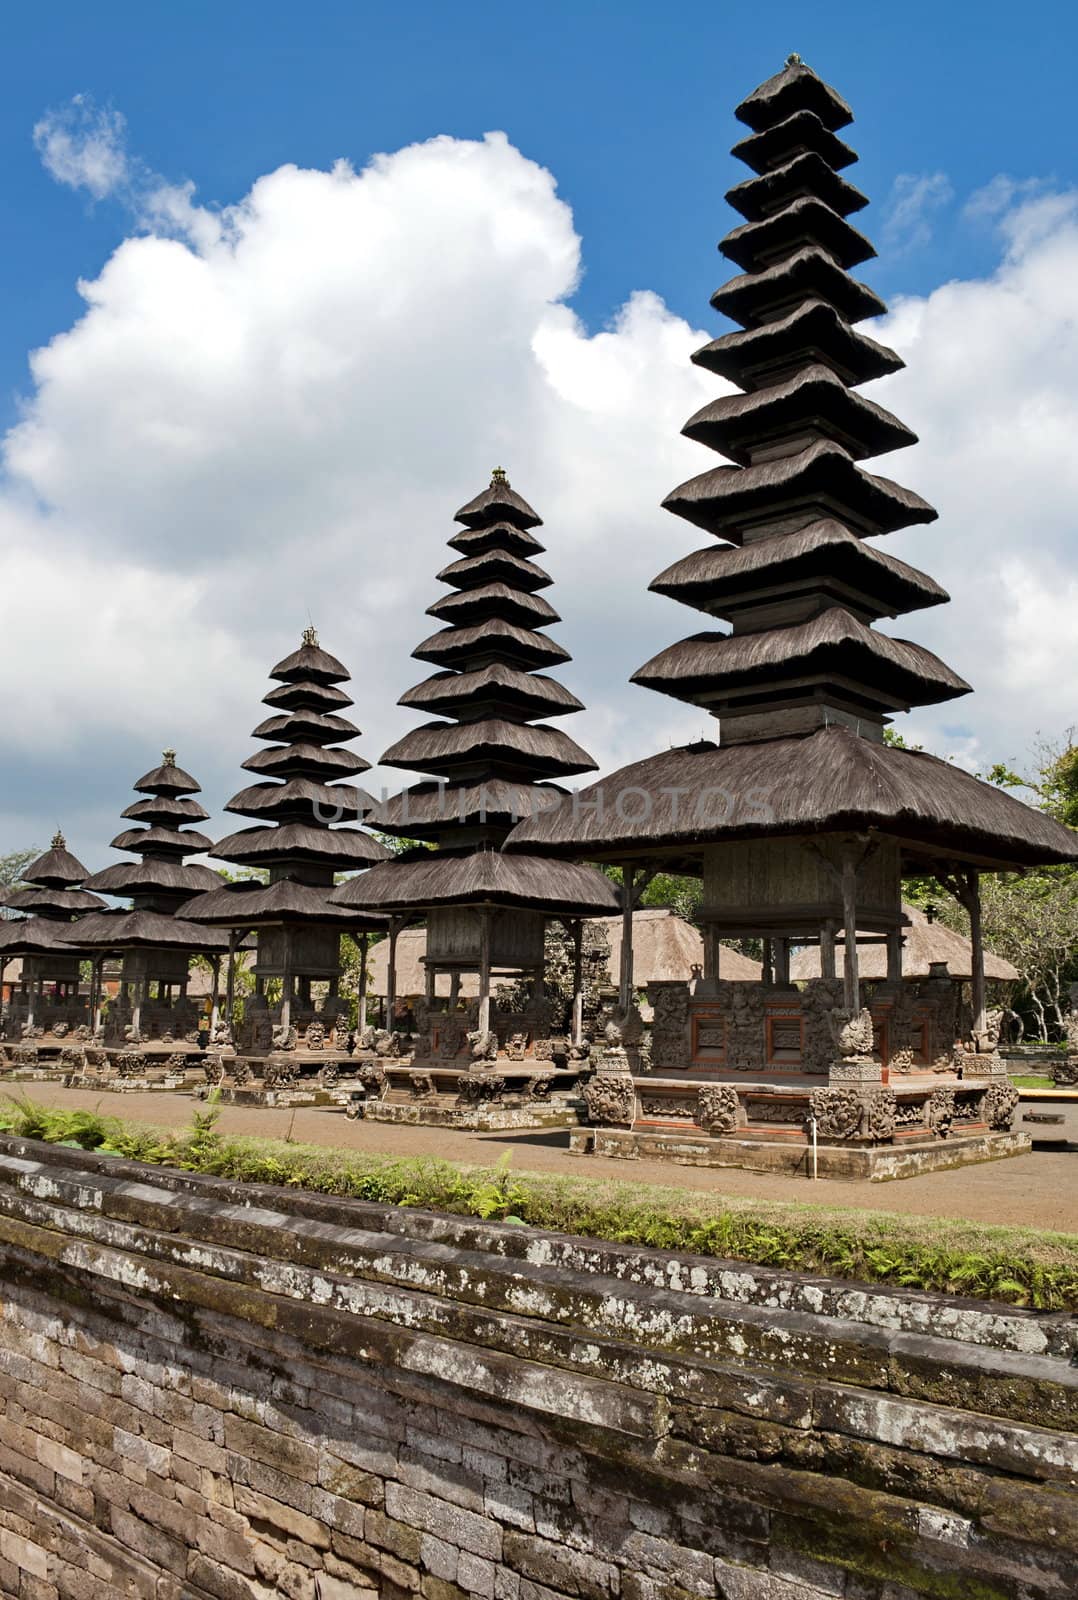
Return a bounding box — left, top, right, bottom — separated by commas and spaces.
51, 829, 66, 850
162, 748, 177, 767
786, 52, 803, 66
302, 624, 319, 648
490, 466, 509, 487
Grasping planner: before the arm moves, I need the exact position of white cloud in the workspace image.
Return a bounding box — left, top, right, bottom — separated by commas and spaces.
882, 171, 954, 253
5, 112, 1078, 862
33, 96, 129, 200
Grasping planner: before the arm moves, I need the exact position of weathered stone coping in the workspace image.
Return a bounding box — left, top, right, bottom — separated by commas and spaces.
0, 1133, 1071, 1363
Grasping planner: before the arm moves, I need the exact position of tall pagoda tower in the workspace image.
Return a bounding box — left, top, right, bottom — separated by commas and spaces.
77, 753, 229, 1042
333, 471, 617, 1042
180, 629, 389, 1046
0, 832, 104, 1039
505, 58, 1078, 1171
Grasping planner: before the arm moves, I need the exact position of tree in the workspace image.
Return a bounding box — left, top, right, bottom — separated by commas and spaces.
0, 848, 38, 920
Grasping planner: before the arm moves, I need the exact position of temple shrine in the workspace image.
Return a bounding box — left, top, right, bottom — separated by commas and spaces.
180, 629, 389, 1096
74, 753, 230, 1080
505, 57, 1078, 1175
0, 832, 104, 1067
331, 471, 618, 1125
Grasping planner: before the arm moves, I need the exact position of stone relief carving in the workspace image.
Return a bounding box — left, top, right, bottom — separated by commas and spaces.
926, 1087, 956, 1138
981, 1081, 1019, 1131
583, 1074, 636, 1127
468, 1029, 499, 1062
808, 1087, 863, 1140
864, 1087, 897, 1140
457, 1075, 507, 1106
694, 1084, 740, 1135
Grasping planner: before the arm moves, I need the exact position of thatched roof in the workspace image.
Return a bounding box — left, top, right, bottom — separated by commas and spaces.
454, 479, 542, 530
370, 779, 567, 837
682, 366, 915, 467
22, 835, 91, 889
711, 247, 885, 330
412, 618, 571, 671
0, 918, 84, 956
84, 859, 223, 896
263, 678, 353, 712
427, 583, 559, 628
74, 909, 231, 953
649, 522, 947, 621
726, 151, 867, 224
332, 850, 619, 917
790, 904, 1019, 983
381, 719, 597, 780
270, 639, 349, 685
2, 887, 104, 917
210, 823, 389, 869
400, 665, 583, 722
437, 550, 551, 593
735, 58, 853, 134
447, 521, 545, 559
179, 880, 385, 931
693, 299, 902, 389
632, 611, 970, 714
722, 195, 874, 275
134, 755, 201, 796
109, 826, 213, 856
367, 929, 482, 1000
595, 907, 762, 986
121, 796, 210, 825
504, 727, 1078, 872
251, 710, 361, 744
224, 778, 373, 824
731, 109, 856, 177
241, 742, 370, 779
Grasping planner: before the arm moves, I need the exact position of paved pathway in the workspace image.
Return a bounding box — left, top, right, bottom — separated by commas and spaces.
18, 1082, 1078, 1232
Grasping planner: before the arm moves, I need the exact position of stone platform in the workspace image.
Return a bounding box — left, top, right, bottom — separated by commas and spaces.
360, 1060, 586, 1129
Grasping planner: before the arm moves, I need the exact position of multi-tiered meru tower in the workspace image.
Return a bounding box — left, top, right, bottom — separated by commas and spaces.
505, 57, 1078, 1175
0, 832, 104, 1048
77, 754, 229, 1056
181, 630, 389, 1074
332, 472, 617, 1123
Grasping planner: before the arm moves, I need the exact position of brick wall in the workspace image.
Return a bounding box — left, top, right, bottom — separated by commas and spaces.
0, 1136, 1073, 1599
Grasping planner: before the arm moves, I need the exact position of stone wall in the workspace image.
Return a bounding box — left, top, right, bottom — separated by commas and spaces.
0, 1138, 1072, 1599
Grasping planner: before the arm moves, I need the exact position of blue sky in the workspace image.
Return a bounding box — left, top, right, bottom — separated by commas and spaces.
2, 0, 1078, 861
1, 0, 1076, 428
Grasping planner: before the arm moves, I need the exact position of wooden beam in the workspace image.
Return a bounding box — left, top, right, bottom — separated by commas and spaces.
570, 918, 584, 1045
819, 920, 837, 979
357, 934, 369, 1030
477, 911, 492, 1035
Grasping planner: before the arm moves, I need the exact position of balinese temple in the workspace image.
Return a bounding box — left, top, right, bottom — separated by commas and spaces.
180, 629, 389, 1073
331, 470, 618, 1124
505, 57, 1078, 1175
76, 754, 230, 1055
0, 832, 104, 1049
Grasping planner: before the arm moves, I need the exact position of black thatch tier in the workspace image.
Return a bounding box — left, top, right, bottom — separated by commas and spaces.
426, 583, 560, 628
121, 796, 211, 825
262, 678, 354, 712
19, 838, 92, 888
400, 664, 583, 722
732, 109, 856, 176
270, 639, 349, 686
650, 522, 948, 620
436, 550, 552, 593
331, 850, 618, 917
712, 248, 885, 331
251, 710, 361, 745
735, 57, 853, 133
682, 365, 916, 466
134, 759, 201, 797
224, 778, 373, 824
371, 779, 568, 837
455, 481, 542, 530
211, 823, 390, 869
179, 879, 385, 930
694, 299, 903, 389
0, 919, 84, 956
381, 719, 597, 780
663, 439, 937, 542
446, 520, 546, 559
726, 152, 867, 223
109, 826, 213, 857
632, 609, 970, 712
504, 727, 1078, 872
84, 859, 224, 896
240, 742, 371, 779
2, 887, 105, 916
721, 196, 875, 275
413, 618, 571, 671
74, 909, 231, 952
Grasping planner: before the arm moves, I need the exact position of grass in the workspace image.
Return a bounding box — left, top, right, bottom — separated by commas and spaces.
1, 1093, 1076, 1312
1010, 1075, 1057, 1089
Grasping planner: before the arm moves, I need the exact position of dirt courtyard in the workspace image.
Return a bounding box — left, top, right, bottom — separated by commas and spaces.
18, 1081, 1078, 1232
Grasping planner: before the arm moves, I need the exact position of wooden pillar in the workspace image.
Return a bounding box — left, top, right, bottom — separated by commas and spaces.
386, 919, 402, 1028
761, 940, 774, 987
208, 955, 221, 1035
886, 927, 904, 983
357, 933, 369, 1029
425, 958, 436, 1004
477, 911, 492, 1035
773, 937, 790, 987
449, 970, 461, 1005
280, 934, 293, 1031
840, 846, 860, 1013
92, 956, 105, 1034
0, 958, 8, 1031
619, 866, 636, 1014
130, 976, 143, 1038
224, 930, 239, 1036
819, 921, 837, 980
966, 870, 987, 1044
570, 919, 584, 1045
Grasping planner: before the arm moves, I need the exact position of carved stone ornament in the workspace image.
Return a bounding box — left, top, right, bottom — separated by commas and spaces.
457, 1074, 507, 1106
74, 1025, 92, 1042
304, 1021, 326, 1051
203, 1056, 225, 1085
808, 1087, 863, 1140
409, 1072, 437, 1100
694, 1083, 740, 1135
263, 1059, 297, 1089
165, 1052, 188, 1070
232, 1059, 253, 1087
59, 1047, 84, 1068
272, 1024, 297, 1053
504, 1032, 528, 1062
889, 1048, 915, 1075
467, 1028, 499, 1062
583, 1074, 636, 1127
831, 1007, 875, 1060
116, 1051, 147, 1078
864, 1087, 897, 1141
1063, 1009, 1078, 1055
358, 1061, 387, 1091
927, 1086, 956, 1138
981, 1081, 1020, 1131
532, 1037, 557, 1062
1051, 1055, 1078, 1088
320, 1063, 339, 1089
52, 1022, 69, 1039
12, 1045, 38, 1066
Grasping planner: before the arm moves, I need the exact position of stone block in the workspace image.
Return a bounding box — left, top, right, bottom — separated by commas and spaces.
34, 1438, 84, 1484
233, 1486, 330, 1551
503, 1531, 617, 1600
0, 1529, 48, 1579
384, 1482, 502, 1561
225, 1417, 319, 1483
